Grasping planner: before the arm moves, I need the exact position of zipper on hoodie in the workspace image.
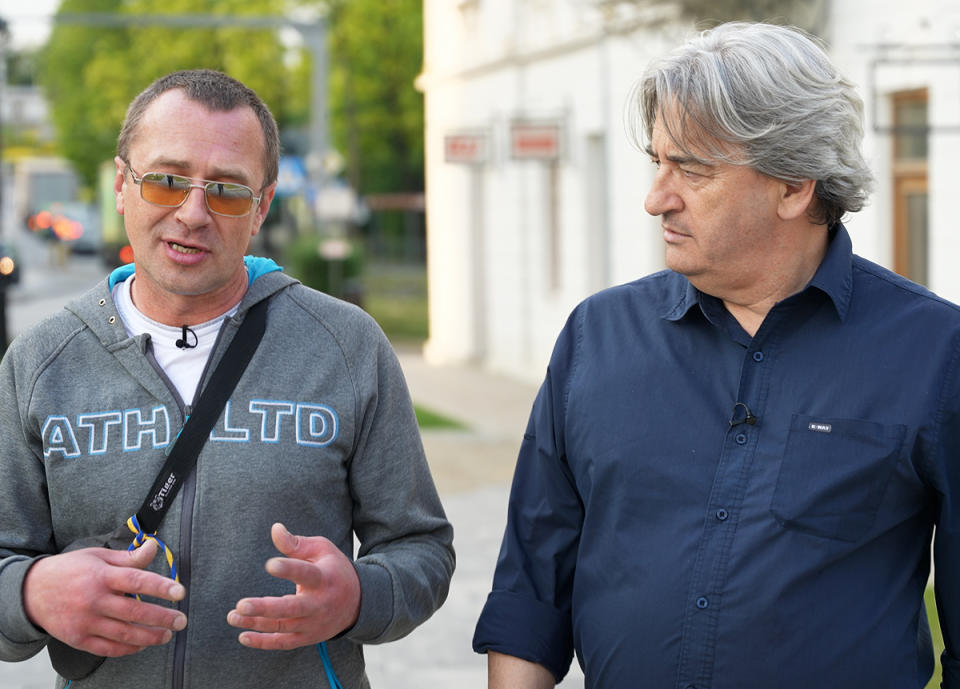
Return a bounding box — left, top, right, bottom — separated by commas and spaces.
146, 318, 233, 689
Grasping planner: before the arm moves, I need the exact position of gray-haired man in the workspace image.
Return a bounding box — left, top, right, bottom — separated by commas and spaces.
474, 22, 960, 689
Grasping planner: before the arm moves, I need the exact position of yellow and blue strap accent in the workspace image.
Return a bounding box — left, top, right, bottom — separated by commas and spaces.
125, 515, 178, 583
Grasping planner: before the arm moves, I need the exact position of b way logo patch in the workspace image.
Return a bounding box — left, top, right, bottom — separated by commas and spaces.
42, 399, 339, 459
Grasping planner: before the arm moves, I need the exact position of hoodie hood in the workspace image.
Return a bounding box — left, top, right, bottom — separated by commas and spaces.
107, 256, 283, 291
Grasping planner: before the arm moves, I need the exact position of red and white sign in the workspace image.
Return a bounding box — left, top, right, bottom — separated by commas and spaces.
444, 132, 489, 165
510, 120, 563, 161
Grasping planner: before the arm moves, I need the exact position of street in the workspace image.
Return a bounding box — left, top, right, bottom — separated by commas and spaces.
4, 236, 105, 338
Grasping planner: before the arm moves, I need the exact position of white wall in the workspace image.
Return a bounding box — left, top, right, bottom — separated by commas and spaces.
421, 0, 689, 381
422, 0, 960, 382
827, 0, 960, 302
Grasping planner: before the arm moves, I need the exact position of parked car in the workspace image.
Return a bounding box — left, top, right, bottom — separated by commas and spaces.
26, 201, 102, 255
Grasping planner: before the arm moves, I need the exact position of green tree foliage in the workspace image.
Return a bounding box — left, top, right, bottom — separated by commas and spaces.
41, 0, 305, 187
42, 0, 126, 188
324, 0, 424, 193
40, 0, 426, 196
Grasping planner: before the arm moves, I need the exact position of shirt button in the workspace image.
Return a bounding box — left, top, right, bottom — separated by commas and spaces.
696, 596, 709, 609
753, 351, 764, 362
716, 508, 729, 521
735, 433, 747, 445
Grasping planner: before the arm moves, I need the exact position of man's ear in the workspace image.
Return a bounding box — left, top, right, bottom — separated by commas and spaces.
777, 178, 817, 221
113, 156, 127, 216
251, 181, 277, 237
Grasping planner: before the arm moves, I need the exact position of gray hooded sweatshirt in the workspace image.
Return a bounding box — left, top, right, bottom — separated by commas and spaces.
0, 259, 455, 688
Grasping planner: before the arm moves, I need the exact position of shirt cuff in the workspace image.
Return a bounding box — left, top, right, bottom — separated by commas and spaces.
341, 560, 392, 642
0, 557, 49, 646
472, 590, 574, 683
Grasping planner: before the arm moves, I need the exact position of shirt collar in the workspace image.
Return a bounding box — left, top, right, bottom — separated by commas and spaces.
661, 277, 702, 322
805, 224, 853, 321
660, 223, 854, 323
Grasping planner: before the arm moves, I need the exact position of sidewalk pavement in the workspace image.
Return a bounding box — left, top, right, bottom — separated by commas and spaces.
0, 342, 585, 688
364, 348, 585, 688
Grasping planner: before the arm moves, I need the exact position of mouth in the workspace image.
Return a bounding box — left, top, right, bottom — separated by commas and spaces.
662, 225, 691, 242
167, 240, 204, 255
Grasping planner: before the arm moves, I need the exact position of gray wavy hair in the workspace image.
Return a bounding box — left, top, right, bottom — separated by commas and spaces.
629, 22, 874, 226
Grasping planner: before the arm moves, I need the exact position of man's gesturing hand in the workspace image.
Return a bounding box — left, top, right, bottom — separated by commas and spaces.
23, 539, 187, 657
227, 522, 361, 650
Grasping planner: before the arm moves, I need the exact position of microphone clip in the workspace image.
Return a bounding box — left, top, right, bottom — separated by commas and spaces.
729, 401, 757, 427
175, 324, 198, 349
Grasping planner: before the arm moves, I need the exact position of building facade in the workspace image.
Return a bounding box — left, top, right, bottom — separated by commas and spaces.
419, 0, 960, 382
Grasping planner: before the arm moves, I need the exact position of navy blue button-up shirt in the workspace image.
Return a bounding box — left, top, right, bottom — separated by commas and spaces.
473, 226, 960, 688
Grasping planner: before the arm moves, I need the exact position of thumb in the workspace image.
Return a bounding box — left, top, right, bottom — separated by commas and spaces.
270, 522, 298, 556
127, 537, 159, 569
270, 522, 333, 561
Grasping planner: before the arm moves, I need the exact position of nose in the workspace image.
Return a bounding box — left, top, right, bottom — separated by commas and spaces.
175, 185, 211, 228
644, 168, 682, 217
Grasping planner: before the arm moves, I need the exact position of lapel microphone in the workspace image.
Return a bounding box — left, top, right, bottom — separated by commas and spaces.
729, 401, 758, 427
175, 325, 199, 349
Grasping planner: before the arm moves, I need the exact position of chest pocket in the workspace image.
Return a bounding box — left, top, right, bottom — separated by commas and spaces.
770, 414, 906, 542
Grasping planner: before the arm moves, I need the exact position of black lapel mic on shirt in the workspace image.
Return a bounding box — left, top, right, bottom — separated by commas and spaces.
175, 324, 199, 349
729, 401, 758, 427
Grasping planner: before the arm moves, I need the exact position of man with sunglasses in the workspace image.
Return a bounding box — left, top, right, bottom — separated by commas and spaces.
0, 69, 454, 689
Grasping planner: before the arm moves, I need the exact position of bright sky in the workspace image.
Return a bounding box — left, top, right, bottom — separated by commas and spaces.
0, 0, 60, 50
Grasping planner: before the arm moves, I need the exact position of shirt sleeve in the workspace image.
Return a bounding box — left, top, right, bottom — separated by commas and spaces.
341, 327, 456, 644
934, 340, 960, 687
473, 313, 583, 683
0, 339, 54, 661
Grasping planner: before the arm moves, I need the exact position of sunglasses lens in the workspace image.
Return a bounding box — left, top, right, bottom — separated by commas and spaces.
135, 170, 255, 216
205, 182, 254, 216
140, 173, 191, 206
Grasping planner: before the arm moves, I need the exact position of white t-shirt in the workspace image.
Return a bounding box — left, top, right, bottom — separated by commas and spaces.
113, 277, 240, 405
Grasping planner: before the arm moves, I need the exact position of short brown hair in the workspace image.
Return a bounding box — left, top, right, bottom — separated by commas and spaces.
117, 69, 280, 189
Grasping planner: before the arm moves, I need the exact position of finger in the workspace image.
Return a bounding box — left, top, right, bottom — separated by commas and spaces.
96, 538, 158, 568
101, 565, 186, 602
237, 630, 313, 651
84, 616, 176, 651
127, 538, 159, 567
270, 523, 337, 561
79, 634, 151, 658
227, 611, 306, 634
94, 540, 185, 600
98, 595, 188, 632
230, 593, 312, 621
270, 522, 296, 555
264, 556, 325, 588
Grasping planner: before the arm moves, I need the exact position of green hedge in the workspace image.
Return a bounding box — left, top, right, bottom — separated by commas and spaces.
284, 234, 365, 305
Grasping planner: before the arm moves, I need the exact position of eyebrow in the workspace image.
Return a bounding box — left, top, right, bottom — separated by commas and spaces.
146, 159, 253, 185
645, 146, 713, 167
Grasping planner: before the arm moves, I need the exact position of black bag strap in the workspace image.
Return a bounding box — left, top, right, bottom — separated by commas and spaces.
134, 299, 268, 535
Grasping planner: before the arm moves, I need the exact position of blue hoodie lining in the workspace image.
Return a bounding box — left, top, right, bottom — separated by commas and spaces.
107, 256, 282, 291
